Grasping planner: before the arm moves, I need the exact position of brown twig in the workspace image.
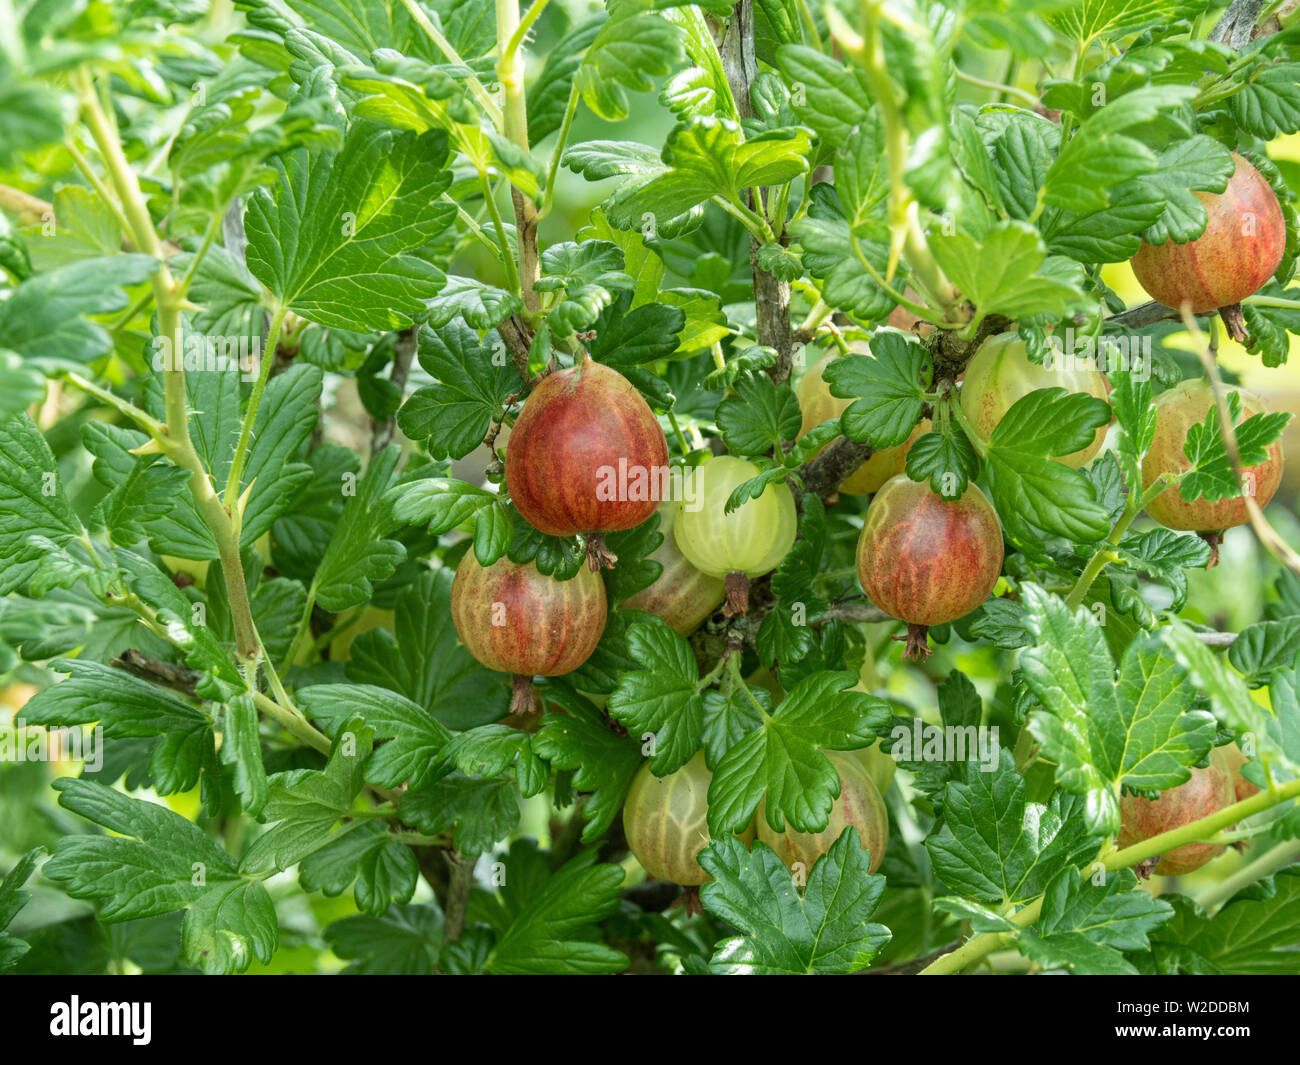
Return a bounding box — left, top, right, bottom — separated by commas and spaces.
858, 942, 963, 975
110, 648, 201, 696
820, 601, 893, 624
1210, 0, 1270, 47
928, 313, 1012, 383
497, 315, 536, 387
720, 1, 796, 384
793, 437, 876, 502
415, 845, 452, 910
0, 183, 183, 256
371, 326, 418, 453
0, 184, 52, 226
442, 851, 473, 943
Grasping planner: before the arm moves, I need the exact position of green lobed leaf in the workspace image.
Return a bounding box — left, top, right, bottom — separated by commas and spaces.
823, 332, 931, 448
706, 671, 892, 836
926, 751, 1104, 905
45, 779, 275, 974
245, 125, 454, 330
701, 831, 891, 974
311, 446, 406, 612
484, 851, 627, 975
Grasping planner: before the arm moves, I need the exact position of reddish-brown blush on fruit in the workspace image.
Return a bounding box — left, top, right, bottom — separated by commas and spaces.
1117, 758, 1236, 877
1140, 379, 1283, 555
855, 476, 1004, 660
450, 552, 607, 715
1130, 152, 1284, 342
755, 750, 889, 875
505, 357, 669, 570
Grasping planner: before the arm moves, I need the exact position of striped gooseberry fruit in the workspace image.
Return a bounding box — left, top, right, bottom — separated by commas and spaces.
1141, 379, 1282, 560
622, 751, 753, 888
856, 476, 1003, 660
1214, 742, 1259, 804
1117, 757, 1236, 877
1130, 153, 1284, 342
852, 740, 897, 798
673, 455, 796, 617
450, 552, 607, 715
796, 351, 929, 493
756, 750, 888, 875
960, 332, 1109, 467
505, 357, 669, 570
619, 503, 725, 635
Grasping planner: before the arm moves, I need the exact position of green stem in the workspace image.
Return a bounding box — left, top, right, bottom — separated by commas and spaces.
727, 655, 770, 718
479, 173, 522, 296
1191, 51, 1263, 110
1064, 475, 1177, 610
713, 194, 775, 242
251, 691, 332, 756
496, 0, 541, 311
847, 232, 956, 327
921, 777, 1300, 974
506, 0, 552, 56
945, 392, 987, 457
109, 286, 157, 333
63, 138, 136, 242
954, 67, 1038, 106
306, 606, 363, 660
73, 71, 164, 261
796, 298, 833, 339
695, 652, 733, 693
853, 0, 956, 305
1245, 295, 1300, 311
795, 0, 824, 49
76, 62, 325, 769
441, 194, 499, 255
223, 303, 288, 512
280, 580, 319, 680
76, 69, 263, 664
77, 69, 273, 681
710, 342, 727, 374
667, 411, 691, 457
538, 83, 580, 220
64, 372, 166, 437
392, 831, 453, 846
770, 181, 791, 233
175, 209, 224, 297
1195, 839, 1300, 912
788, 172, 813, 226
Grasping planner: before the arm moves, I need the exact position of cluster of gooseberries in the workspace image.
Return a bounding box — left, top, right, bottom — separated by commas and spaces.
444, 152, 1286, 891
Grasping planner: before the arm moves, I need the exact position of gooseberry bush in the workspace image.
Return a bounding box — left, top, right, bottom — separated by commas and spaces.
4, 0, 1300, 979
